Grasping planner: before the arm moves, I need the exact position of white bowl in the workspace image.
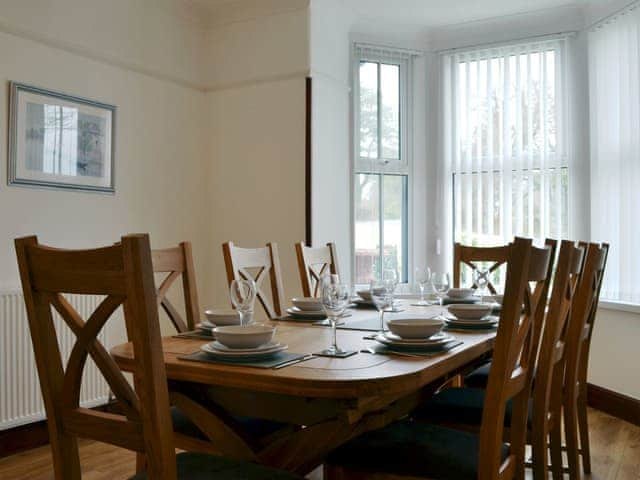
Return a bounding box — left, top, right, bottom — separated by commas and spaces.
213, 325, 276, 349
447, 303, 492, 320
357, 290, 373, 301
204, 308, 240, 326
386, 317, 444, 339
291, 297, 324, 311
447, 288, 475, 299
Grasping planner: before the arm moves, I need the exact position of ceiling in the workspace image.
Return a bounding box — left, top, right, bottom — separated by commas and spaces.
343, 0, 591, 29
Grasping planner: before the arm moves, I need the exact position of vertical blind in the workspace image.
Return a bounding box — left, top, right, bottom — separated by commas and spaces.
589, 4, 640, 303
441, 38, 570, 252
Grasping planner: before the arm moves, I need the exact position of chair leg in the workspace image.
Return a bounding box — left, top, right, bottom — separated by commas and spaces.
564, 403, 582, 480
531, 426, 549, 480
549, 417, 564, 480
136, 453, 147, 474
577, 399, 591, 474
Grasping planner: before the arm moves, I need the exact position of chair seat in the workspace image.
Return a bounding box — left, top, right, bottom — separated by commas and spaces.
326, 420, 509, 480
130, 452, 300, 479
413, 387, 531, 429
171, 407, 286, 441
464, 361, 492, 388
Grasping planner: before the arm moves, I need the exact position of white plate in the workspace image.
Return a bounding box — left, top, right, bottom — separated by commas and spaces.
200, 342, 287, 358
375, 332, 455, 346
446, 315, 498, 324
286, 307, 327, 318
383, 331, 451, 343
445, 319, 498, 328
209, 341, 284, 353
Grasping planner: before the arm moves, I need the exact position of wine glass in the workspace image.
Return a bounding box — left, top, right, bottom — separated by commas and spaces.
370, 279, 393, 334
384, 268, 399, 311
229, 279, 256, 326
414, 267, 432, 306
473, 268, 490, 303
319, 280, 350, 356
431, 272, 451, 307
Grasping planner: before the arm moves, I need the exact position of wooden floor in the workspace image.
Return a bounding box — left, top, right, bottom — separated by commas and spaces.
0, 409, 637, 479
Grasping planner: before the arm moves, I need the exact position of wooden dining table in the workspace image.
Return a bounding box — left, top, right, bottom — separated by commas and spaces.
110, 302, 496, 475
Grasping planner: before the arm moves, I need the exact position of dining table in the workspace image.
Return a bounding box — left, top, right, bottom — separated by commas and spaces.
110, 301, 497, 475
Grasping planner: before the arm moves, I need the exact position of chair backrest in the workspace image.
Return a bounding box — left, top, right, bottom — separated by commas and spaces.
478, 238, 554, 480
453, 243, 510, 293
15, 234, 177, 480
564, 242, 609, 404
530, 240, 585, 470
295, 242, 340, 297
152, 241, 200, 333
222, 242, 285, 319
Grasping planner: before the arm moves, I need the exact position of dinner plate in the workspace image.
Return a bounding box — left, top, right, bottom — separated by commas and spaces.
286, 307, 327, 319
445, 319, 498, 330
382, 331, 451, 344
374, 332, 455, 347
209, 340, 284, 353
200, 342, 288, 358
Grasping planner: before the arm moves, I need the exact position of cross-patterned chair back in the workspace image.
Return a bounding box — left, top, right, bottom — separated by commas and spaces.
453, 243, 510, 293
222, 242, 285, 320
529, 240, 585, 479
478, 238, 554, 480
295, 242, 340, 297
15, 234, 178, 480
152, 242, 200, 333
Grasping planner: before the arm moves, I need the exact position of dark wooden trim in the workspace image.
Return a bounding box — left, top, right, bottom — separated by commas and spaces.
305, 76, 312, 246
587, 383, 640, 427
0, 401, 118, 458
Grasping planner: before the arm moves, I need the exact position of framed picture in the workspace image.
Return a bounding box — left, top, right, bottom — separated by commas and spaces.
8, 82, 116, 193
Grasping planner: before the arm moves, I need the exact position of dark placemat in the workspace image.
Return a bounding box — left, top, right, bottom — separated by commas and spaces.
442, 296, 480, 305
178, 350, 308, 369
337, 316, 382, 332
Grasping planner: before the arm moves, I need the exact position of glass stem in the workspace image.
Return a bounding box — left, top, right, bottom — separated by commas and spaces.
238, 311, 244, 327
419, 285, 425, 303
331, 317, 338, 351
438, 296, 443, 306
379, 309, 385, 333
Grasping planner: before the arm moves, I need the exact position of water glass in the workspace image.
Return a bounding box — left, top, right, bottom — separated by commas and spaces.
370, 279, 393, 333
473, 268, 490, 303
431, 272, 451, 306
415, 267, 432, 306
320, 281, 350, 356
229, 279, 256, 326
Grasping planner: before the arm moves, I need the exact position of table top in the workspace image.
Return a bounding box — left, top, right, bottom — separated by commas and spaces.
111, 303, 496, 400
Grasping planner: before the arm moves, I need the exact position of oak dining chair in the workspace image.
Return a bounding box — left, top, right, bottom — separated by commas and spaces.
453, 242, 511, 293
15, 234, 299, 480
222, 242, 285, 320
563, 242, 609, 479
417, 240, 583, 480
295, 241, 340, 297
464, 239, 558, 388
325, 237, 543, 480
152, 242, 200, 333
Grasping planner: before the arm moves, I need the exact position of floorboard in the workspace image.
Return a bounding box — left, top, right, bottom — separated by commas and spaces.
0, 409, 637, 479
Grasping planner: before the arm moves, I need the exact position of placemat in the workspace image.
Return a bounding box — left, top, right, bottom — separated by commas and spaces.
337, 316, 382, 332
178, 351, 308, 369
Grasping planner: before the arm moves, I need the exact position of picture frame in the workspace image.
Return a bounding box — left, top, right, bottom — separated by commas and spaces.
8, 82, 116, 193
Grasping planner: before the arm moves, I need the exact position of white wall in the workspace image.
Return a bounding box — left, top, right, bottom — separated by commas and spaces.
0, 1, 210, 340
204, 5, 309, 313
309, 0, 352, 281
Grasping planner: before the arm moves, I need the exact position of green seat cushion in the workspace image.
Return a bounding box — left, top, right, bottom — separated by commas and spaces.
326, 420, 509, 480
464, 361, 492, 388
413, 387, 531, 429
130, 452, 300, 480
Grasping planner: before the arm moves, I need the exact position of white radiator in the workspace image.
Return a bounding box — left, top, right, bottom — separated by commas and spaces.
0, 292, 112, 430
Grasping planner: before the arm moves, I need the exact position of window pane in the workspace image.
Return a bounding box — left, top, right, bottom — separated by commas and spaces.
380, 63, 400, 160
359, 62, 378, 159
383, 175, 408, 282
354, 173, 380, 284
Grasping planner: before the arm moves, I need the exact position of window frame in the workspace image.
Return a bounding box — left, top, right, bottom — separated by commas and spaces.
351, 45, 413, 287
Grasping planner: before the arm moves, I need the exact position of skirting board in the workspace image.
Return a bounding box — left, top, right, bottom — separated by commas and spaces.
587, 383, 640, 427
